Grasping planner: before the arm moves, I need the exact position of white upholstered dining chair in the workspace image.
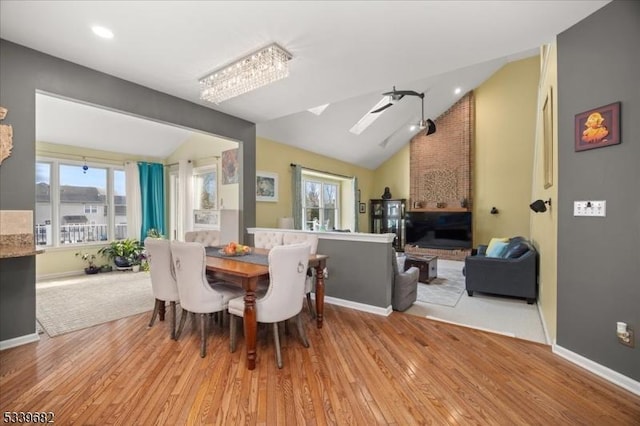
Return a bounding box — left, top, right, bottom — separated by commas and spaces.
184, 230, 220, 246
170, 241, 245, 357
228, 243, 311, 368
144, 237, 180, 340
253, 231, 284, 249
283, 232, 319, 318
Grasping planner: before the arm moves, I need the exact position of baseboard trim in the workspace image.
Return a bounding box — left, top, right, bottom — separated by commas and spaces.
37, 270, 84, 282
0, 332, 40, 351
536, 300, 551, 345
553, 344, 640, 396
318, 294, 392, 316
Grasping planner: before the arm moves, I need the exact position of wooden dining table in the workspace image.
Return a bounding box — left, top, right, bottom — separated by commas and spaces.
205, 247, 328, 370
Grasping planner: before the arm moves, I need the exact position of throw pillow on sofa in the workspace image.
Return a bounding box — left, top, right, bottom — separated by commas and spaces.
487, 241, 509, 257
503, 241, 530, 258
486, 237, 508, 255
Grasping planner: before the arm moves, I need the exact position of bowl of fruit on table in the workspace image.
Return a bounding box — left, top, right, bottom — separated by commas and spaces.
219, 242, 251, 256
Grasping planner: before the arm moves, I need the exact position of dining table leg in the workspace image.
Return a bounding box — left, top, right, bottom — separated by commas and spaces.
314, 261, 326, 329
243, 276, 259, 370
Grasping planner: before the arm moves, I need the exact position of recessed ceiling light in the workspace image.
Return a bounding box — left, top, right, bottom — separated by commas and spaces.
454, 87, 462, 95
409, 124, 417, 132
92, 26, 114, 39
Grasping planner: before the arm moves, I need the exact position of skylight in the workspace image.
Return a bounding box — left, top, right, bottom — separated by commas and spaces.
307, 104, 330, 116
349, 97, 390, 135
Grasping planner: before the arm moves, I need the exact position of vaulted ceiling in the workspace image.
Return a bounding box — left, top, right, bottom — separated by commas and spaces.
0, 1, 610, 169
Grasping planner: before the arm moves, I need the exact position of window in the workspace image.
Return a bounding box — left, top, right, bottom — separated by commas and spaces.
36, 158, 126, 247
302, 177, 340, 231
114, 169, 127, 239
192, 165, 219, 228
35, 162, 52, 245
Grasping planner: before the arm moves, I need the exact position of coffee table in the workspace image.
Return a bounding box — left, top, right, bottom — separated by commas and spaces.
404, 255, 438, 283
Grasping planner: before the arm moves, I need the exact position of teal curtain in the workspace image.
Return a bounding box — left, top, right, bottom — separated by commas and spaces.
138, 162, 165, 241
292, 164, 303, 229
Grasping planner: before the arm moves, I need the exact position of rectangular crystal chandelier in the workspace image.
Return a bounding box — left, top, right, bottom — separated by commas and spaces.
200, 43, 292, 104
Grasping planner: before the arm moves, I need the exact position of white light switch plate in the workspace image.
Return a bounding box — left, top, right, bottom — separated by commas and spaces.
574, 200, 606, 217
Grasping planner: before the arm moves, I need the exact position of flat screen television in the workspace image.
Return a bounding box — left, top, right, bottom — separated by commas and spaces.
404, 211, 472, 249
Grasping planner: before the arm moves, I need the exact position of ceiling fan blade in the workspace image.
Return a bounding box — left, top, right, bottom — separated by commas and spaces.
382, 89, 422, 98
371, 103, 393, 114
393, 90, 422, 97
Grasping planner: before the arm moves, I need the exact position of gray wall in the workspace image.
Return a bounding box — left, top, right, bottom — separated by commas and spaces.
0, 40, 257, 342
317, 239, 394, 308
557, 1, 639, 380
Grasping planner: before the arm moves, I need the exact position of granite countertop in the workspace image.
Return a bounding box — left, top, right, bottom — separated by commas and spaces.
0, 246, 45, 258
0, 233, 44, 258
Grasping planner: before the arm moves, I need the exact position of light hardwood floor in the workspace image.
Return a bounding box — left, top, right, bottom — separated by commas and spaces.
1, 304, 639, 425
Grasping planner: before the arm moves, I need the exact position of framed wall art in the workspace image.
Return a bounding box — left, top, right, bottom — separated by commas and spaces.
256, 171, 278, 202
221, 148, 239, 184
359, 203, 366, 214
575, 102, 621, 152
193, 209, 219, 228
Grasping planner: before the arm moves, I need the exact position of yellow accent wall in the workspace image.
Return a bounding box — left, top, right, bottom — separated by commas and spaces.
165, 132, 240, 210
473, 56, 539, 245
373, 144, 411, 201
530, 42, 558, 342
256, 137, 374, 231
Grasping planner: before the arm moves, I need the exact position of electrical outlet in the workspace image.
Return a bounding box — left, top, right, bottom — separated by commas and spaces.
619, 328, 634, 348
574, 200, 606, 217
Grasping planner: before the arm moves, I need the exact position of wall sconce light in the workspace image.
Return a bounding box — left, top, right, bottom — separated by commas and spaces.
490, 207, 499, 215
529, 198, 551, 213
616, 322, 634, 347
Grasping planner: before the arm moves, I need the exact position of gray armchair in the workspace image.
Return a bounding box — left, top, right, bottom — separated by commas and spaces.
464, 236, 538, 304
391, 247, 420, 311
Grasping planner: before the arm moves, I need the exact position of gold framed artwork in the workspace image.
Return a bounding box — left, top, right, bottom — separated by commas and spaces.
542, 86, 553, 189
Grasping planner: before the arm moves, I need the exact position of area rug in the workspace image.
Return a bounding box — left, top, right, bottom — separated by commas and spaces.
36, 271, 154, 337
415, 259, 465, 307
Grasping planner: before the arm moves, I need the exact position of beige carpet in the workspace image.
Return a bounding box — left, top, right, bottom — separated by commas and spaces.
36, 271, 154, 337
406, 260, 547, 344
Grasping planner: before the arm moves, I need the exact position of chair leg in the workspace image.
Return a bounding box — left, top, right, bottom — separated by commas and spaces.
176, 309, 189, 340
148, 299, 162, 328
296, 314, 310, 348
190, 312, 196, 332
229, 314, 237, 353
200, 313, 207, 358
306, 293, 316, 319
170, 301, 176, 340
273, 322, 283, 369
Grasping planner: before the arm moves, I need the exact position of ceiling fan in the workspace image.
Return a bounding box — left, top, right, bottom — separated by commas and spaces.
371, 86, 423, 113
372, 86, 436, 136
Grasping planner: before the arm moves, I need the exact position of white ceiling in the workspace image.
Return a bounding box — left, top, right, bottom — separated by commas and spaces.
1, 1, 610, 169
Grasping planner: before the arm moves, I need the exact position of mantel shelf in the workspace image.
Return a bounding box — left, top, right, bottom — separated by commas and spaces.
409, 208, 470, 212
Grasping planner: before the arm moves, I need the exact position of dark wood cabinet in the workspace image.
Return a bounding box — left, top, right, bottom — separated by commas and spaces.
370, 199, 405, 250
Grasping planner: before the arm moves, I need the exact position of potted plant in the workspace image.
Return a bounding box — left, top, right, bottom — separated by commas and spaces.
130, 250, 147, 272
99, 264, 113, 273
98, 238, 144, 270
75, 251, 100, 274
146, 228, 164, 239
